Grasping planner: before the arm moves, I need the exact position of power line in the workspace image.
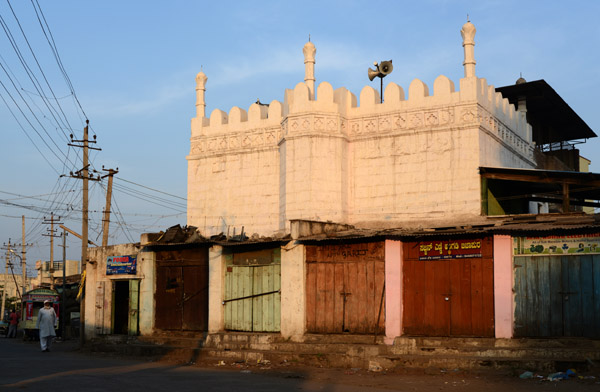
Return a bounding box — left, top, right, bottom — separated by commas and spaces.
0, 189, 75, 201
116, 177, 187, 200
112, 183, 186, 211
0, 13, 71, 144
0, 65, 76, 168
6, 0, 74, 135
0, 90, 59, 174
30, 0, 88, 121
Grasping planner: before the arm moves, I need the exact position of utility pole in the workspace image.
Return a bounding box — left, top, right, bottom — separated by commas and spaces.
101, 166, 118, 248
14, 217, 32, 301
66, 120, 101, 346
42, 213, 63, 289
1, 242, 8, 319
59, 228, 67, 339
21, 216, 27, 297
0, 239, 20, 316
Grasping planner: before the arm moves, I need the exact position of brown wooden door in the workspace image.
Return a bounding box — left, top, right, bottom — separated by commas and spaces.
306, 242, 385, 334
155, 248, 209, 331
155, 266, 183, 330
182, 265, 209, 330
403, 237, 494, 337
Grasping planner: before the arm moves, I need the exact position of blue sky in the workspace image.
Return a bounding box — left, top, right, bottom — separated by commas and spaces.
0, 0, 599, 275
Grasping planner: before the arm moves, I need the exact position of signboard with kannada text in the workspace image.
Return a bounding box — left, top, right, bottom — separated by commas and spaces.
106, 255, 137, 275
418, 239, 482, 260
513, 234, 600, 256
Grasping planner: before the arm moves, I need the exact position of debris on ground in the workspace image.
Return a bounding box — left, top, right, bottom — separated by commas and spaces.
519, 371, 533, 379
368, 361, 383, 372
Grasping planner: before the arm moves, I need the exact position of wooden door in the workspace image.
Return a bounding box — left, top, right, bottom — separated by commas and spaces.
305, 242, 385, 334
155, 266, 183, 330
181, 266, 209, 330
224, 248, 281, 332
514, 254, 600, 338
403, 237, 494, 337
154, 248, 209, 331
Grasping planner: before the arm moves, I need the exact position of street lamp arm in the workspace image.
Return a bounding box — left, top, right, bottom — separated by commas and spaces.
8, 249, 22, 261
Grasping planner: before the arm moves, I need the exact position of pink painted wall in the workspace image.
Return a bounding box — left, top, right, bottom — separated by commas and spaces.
384, 240, 403, 344
493, 234, 513, 338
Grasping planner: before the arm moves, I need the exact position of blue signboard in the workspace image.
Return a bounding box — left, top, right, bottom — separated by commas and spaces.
106, 255, 137, 275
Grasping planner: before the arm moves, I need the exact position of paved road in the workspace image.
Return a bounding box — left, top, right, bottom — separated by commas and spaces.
0, 337, 395, 392
2, 336, 600, 391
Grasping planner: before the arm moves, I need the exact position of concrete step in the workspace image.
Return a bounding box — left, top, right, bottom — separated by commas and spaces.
399, 336, 600, 350
392, 337, 600, 360
87, 333, 600, 372
379, 354, 587, 372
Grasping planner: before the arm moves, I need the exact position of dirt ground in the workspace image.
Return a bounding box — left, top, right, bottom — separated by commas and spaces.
190, 357, 600, 392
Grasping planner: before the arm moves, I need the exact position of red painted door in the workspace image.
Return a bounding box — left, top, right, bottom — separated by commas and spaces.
403, 237, 494, 337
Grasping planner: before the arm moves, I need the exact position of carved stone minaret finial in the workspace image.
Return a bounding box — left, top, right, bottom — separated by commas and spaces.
461, 20, 477, 78
195, 70, 208, 118
303, 39, 316, 100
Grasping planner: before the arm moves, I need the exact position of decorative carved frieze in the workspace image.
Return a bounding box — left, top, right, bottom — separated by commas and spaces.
425, 112, 438, 126
394, 114, 406, 129
190, 105, 532, 161
314, 117, 324, 131
410, 113, 423, 128
365, 120, 376, 132
327, 119, 337, 132
461, 108, 476, 123
190, 127, 281, 157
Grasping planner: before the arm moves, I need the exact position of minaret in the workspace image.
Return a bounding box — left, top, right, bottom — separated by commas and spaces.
460, 19, 476, 78
195, 70, 208, 118
516, 75, 530, 142
303, 38, 316, 100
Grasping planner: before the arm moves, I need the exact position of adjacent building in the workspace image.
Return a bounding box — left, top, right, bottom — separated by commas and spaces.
32, 259, 81, 288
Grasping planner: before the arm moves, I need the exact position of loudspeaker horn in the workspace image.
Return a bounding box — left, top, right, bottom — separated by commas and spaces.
368, 67, 380, 81
379, 60, 393, 76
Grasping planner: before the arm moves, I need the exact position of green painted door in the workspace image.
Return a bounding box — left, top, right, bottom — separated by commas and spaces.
224, 248, 281, 332
128, 279, 140, 336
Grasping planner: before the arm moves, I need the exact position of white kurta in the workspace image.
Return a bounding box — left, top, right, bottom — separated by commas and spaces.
36, 307, 57, 338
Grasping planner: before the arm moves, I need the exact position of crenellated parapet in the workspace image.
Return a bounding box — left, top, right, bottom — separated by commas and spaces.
189, 100, 285, 158
190, 71, 534, 163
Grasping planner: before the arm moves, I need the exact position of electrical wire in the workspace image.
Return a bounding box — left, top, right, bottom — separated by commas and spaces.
6, 0, 74, 136
0, 90, 60, 174
31, 0, 88, 121
116, 177, 187, 200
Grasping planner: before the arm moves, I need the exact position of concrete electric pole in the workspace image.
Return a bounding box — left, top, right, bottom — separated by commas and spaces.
67, 120, 101, 346
42, 213, 63, 289
1, 244, 8, 319
101, 167, 118, 248
13, 217, 32, 299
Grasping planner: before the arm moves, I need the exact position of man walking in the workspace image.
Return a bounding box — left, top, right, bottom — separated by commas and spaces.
35, 300, 56, 352
7, 309, 18, 338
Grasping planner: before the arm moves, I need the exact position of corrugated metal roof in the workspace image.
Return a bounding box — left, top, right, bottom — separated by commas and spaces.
295, 214, 600, 242
142, 214, 600, 247
496, 79, 596, 144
